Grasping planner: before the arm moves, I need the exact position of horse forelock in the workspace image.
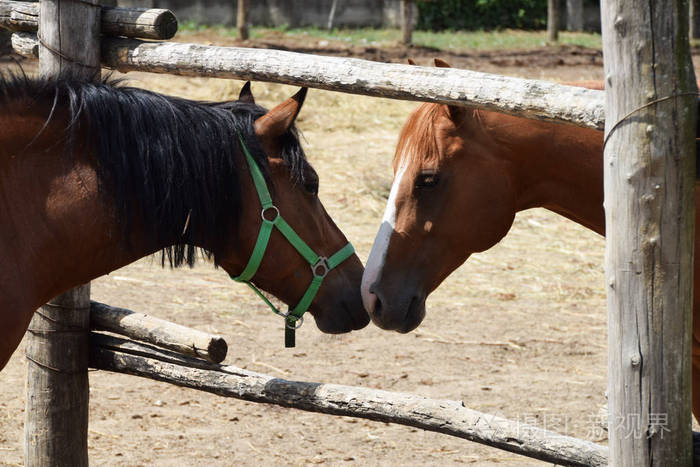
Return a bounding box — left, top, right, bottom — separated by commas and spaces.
0, 71, 308, 268
394, 103, 444, 172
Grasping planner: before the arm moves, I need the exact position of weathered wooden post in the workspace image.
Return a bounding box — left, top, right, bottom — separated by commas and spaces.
237, 0, 248, 41
401, 0, 413, 46
602, 0, 696, 464
566, 0, 583, 31
547, 0, 560, 43
24, 0, 100, 465
691, 0, 700, 39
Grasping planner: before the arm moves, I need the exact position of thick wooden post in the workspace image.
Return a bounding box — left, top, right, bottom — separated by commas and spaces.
691, 0, 700, 39
25, 1, 100, 465
401, 0, 413, 46
237, 0, 248, 41
38, 0, 100, 79
566, 0, 583, 31
547, 0, 560, 43
25, 287, 92, 466
602, 0, 696, 464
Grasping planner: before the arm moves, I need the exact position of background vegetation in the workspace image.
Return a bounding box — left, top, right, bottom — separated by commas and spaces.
417, 0, 601, 31
417, 0, 548, 31
178, 23, 603, 51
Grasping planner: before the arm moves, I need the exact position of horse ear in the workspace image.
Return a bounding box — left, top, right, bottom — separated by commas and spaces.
254, 87, 308, 139
434, 58, 451, 68
434, 60, 462, 120
239, 81, 255, 104
447, 104, 466, 123
407, 58, 417, 65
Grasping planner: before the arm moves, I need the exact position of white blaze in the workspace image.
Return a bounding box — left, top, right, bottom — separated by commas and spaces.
361, 159, 408, 311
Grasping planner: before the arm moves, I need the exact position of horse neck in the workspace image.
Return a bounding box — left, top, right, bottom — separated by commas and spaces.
477, 110, 605, 235
0, 112, 162, 309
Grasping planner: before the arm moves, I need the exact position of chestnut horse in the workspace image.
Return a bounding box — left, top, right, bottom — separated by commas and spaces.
0, 73, 369, 370
361, 63, 700, 418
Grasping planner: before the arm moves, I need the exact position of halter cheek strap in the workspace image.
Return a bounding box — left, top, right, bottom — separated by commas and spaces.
230, 135, 355, 347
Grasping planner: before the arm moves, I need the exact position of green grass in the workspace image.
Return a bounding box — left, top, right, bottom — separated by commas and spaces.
177, 20, 209, 33
177, 23, 602, 52
282, 27, 602, 51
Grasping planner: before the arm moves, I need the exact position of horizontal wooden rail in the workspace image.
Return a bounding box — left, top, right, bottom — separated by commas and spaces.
10, 32, 605, 130
90, 301, 227, 363
0, 1, 177, 40
90, 333, 609, 467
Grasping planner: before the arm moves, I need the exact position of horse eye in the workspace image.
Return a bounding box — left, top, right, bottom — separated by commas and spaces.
415, 172, 440, 189
304, 179, 319, 195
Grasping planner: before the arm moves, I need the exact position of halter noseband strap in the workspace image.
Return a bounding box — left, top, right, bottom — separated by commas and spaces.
230, 135, 355, 347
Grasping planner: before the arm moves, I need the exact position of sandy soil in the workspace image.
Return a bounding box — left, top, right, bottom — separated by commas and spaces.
0, 32, 690, 466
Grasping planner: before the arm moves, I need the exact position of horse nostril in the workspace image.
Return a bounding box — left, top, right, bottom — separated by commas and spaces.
371, 293, 383, 319
366, 283, 384, 320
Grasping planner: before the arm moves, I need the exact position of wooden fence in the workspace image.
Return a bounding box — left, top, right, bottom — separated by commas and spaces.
0, 0, 604, 131
2, 0, 696, 465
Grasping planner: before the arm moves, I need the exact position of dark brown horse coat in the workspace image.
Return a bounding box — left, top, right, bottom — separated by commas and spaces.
0, 75, 368, 371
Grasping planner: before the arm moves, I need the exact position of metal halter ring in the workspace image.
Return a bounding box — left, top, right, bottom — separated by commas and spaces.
285, 314, 304, 329
311, 257, 330, 278
261, 205, 280, 223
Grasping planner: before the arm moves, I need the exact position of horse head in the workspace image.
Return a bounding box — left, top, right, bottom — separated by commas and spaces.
0, 75, 371, 371
215, 84, 370, 334
361, 61, 517, 332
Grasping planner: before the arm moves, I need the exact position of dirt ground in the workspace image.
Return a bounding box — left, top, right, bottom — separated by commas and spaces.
0, 32, 694, 466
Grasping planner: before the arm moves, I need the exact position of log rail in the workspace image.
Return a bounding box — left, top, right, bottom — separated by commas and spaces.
0, 0, 177, 40
9, 31, 605, 131
90, 301, 227, 364
90, 332, 609, 467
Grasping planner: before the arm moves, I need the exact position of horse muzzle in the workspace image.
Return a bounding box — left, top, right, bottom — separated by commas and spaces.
364, 283, 426, 333
310, 255, 370, 333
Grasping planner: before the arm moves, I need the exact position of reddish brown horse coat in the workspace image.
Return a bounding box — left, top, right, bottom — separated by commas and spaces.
361, 78, 700, 419
0, 77, 368, 371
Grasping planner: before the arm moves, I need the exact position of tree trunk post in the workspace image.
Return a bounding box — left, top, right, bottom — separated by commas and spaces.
601, 0, 696, 464
401, 0, 413, 46
547, 0, 560, 43
327, 0, 339, 31
237, 0, 248, 41
691, 0, 700, 39
25, 287, 92, 466
566, 0, 584, 31
25, 0, 100, 465
38, 0, 100, 79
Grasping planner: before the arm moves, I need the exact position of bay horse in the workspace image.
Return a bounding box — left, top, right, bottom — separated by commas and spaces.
360, 61, 700, 418
0, 72, 369, 370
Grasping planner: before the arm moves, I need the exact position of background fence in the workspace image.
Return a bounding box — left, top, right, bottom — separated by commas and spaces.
114, 0, 603, 31
117, 0, 411, 29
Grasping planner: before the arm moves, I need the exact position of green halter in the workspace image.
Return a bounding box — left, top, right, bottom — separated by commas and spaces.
230, 135, 355, 347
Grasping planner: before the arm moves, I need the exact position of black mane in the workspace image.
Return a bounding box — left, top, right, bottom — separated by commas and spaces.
0, 72, 308, 267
